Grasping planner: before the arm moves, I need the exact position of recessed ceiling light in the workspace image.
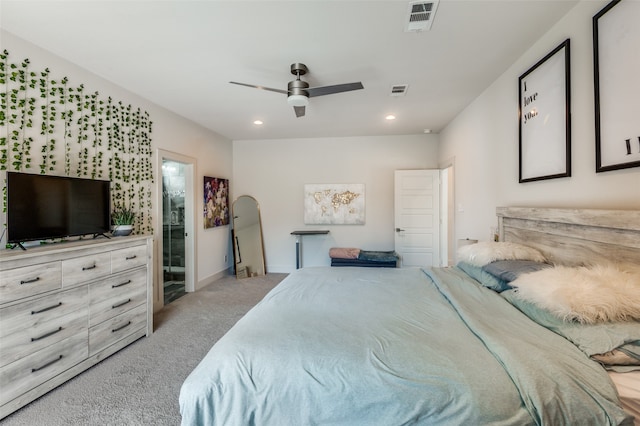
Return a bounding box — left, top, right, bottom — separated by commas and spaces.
423, 129, 432, 134
385, 114, 396, 120
253, 120, 263, 125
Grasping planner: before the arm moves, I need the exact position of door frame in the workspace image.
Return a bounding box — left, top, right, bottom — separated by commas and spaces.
438, 157, 455, 266
154, 149, 196, 312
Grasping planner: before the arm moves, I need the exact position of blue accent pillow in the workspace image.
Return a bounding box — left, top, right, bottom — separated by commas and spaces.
456, 262, 511, 292
482, 259, 551, 282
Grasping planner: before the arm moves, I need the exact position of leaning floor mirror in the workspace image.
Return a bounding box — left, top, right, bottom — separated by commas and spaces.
232, 195, 266, 278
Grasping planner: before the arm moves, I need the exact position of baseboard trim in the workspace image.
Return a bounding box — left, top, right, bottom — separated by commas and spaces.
196, 268, 233, 291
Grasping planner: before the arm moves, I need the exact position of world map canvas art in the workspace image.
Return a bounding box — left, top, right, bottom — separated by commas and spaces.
304, 184, 365, 225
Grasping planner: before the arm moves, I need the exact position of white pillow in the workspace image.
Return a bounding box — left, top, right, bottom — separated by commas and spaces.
457, 241, 546, 267
511, 263, 640, 324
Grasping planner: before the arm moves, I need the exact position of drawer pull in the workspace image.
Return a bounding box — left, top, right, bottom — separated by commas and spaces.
112, 279, 132, 288
31, 302, 63, 315
125, 255, 137, 260
112, 298, 132, 309
31, 355, 63, 373
31, 327, 63, 342
112, 321, 132, 333
20, 276, 41, 285
82, 264, 97, 271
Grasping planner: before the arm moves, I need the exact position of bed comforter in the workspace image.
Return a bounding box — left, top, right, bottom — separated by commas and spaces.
179, 266, 632, 425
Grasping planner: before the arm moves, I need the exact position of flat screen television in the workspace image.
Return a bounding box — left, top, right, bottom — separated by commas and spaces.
7, 172, 111, 246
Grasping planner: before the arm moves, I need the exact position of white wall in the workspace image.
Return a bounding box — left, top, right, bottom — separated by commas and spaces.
233, 135, 439, 272
1, 31, 234, 303
438, 0, 640, 245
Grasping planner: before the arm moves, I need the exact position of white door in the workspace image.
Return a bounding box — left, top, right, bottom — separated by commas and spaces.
394, 170, 440, 267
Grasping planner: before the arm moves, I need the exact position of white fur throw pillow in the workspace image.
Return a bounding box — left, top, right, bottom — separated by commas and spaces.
511, 263, 640, 324
457, 241, 546, 267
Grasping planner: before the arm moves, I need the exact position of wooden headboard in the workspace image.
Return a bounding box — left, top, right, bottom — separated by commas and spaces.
496, 207, 640, 266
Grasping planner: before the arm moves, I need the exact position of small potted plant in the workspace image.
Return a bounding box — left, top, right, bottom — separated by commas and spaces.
111, 205, 136, 236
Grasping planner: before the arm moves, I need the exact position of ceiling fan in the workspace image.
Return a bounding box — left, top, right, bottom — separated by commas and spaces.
229, 63, 364, 118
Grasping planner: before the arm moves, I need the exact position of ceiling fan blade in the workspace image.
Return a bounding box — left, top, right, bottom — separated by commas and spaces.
307, 82, 364, 97
229, 81, 288, 95
293, 106, 306, 118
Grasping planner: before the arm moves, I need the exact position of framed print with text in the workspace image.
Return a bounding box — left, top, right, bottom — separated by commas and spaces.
593, 0, 640, 172
518, 39, 571, 183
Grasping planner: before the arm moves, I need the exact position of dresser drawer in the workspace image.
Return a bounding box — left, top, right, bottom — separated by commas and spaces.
0, 261, 62, 304
111, 244, 147, 274
89, 303, 146, 356
62, 252, 111, 287
0, 286, 88, 368
88, 268, 146, 327
0, 332, 87, 406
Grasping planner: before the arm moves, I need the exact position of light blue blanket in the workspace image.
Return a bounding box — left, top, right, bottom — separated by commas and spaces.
180, 266, 632, 426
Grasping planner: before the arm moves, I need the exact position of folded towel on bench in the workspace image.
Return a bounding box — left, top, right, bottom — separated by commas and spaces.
329, 247, 361, 259
358, 250, 399, 263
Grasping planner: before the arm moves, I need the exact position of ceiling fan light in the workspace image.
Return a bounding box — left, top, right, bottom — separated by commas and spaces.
287, 94, 309, 107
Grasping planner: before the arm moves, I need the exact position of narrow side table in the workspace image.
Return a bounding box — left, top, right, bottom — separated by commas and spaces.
290, 230, 330, 269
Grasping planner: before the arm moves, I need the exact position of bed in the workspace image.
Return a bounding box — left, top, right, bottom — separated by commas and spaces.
180, 207, 640, 425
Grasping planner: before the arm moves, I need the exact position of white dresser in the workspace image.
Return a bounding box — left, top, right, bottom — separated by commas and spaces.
0, 236, 153, 419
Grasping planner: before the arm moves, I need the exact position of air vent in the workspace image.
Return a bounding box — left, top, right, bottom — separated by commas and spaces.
390, 84, 409, 97
404, 0, 439, 32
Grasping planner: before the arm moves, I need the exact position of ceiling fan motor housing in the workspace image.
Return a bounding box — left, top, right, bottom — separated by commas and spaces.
288, 64, 310, 107
287, 83, 309, 107
288, 79, 309, 97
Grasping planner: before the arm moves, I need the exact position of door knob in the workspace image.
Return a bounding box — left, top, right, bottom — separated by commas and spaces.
395, 228, 405, 232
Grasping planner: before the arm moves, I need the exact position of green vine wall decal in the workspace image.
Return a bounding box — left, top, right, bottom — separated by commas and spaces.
9, 58, 36, 171
0, 49, 154, 239
0, 51, 7, 169
39, 67, 57, 173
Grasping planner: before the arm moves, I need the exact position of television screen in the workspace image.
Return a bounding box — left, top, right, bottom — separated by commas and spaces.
7, 172, 111, 244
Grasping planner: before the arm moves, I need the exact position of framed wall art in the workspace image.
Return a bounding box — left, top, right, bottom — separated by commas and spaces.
203, 176, 230, 228
518, 39, 571, 183
304, 184, 365, 225
593, 0, 640, 172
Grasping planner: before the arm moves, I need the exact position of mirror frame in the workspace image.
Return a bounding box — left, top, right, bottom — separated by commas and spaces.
231, 195, 266, 278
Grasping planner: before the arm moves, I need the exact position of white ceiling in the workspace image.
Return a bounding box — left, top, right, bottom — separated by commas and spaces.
0, 0, 578, 141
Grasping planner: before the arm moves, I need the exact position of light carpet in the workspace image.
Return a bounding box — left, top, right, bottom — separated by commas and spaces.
1, 273, 287, 426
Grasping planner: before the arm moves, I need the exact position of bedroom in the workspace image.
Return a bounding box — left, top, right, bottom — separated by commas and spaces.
1, 0, 639, 424
1, 0, 639, 279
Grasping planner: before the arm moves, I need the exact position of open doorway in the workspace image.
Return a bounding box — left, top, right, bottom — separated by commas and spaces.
162, 159, 187, 304
155, 150, 195, 310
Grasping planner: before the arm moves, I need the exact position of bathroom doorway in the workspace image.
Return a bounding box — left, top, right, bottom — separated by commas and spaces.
162, 159, 186, 304
156, 150, 195, 309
